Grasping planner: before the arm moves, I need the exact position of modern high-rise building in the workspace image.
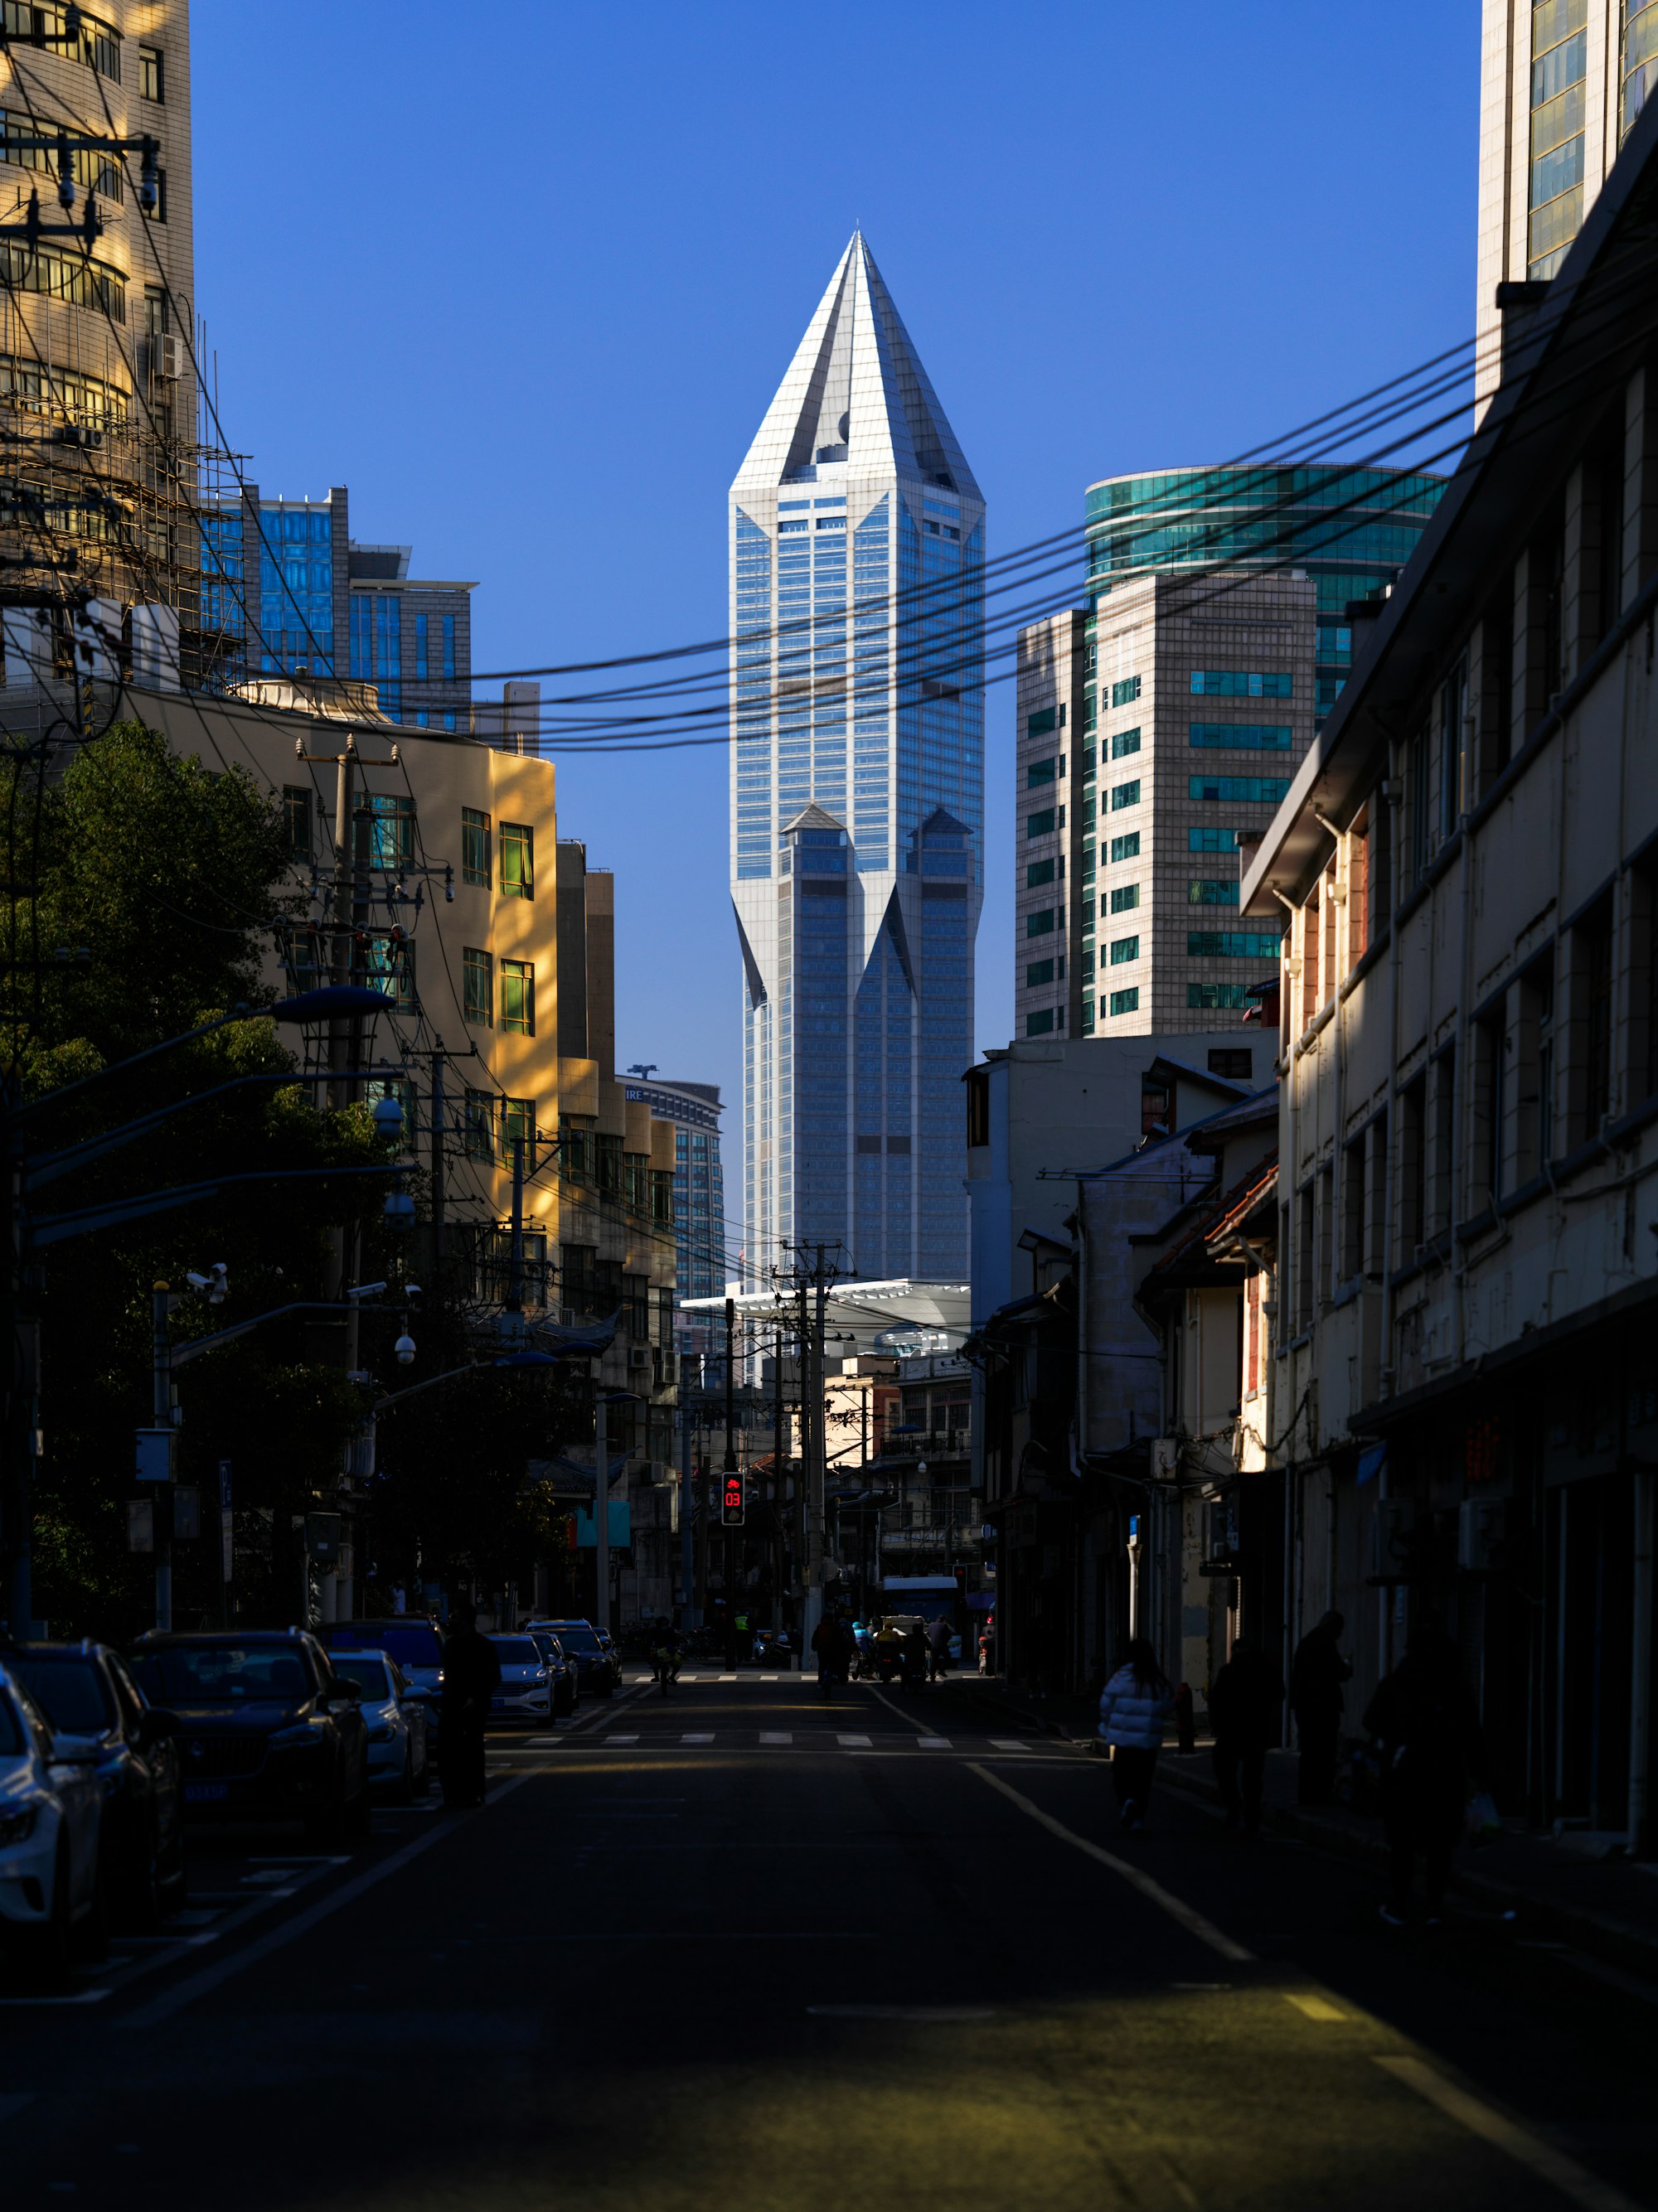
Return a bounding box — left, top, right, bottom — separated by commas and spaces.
201, 484, 473, 727
729, 235, 983, 1285
1476, 0, 1657, 406
1015, 466, 1445, 1043
620, 1077, 728, 1349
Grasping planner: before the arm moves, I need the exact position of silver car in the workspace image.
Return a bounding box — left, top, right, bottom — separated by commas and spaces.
327, 1650, 429, 1800
486, 1635, 552, 1726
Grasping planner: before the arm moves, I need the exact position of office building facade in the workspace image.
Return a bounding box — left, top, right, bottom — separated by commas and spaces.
1014, 466, 1445, 1043
1476, 0, 1656, 405
729, 235, 983, 1283
620, 1077, 728, 1344
202, 484, 473, 727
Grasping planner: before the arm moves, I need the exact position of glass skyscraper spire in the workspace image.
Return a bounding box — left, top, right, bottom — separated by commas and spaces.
730, 234, 983, 1286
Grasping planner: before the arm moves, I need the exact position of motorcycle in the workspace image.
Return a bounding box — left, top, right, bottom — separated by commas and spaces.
651, 1648, 682, 1697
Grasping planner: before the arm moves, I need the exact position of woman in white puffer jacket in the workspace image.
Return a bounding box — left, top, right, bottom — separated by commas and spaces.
1097, 1638, 1174, 1831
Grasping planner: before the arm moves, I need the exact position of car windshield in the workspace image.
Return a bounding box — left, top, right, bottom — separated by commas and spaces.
0, 1687, 23, 1756
138, 1644, 314, 1703
329, 1657, 390, 1701
548, 1624, 599, 1653
11, 1657, 114, 1735
490, 1638, 541, 1666
327, 1623, 442, 1668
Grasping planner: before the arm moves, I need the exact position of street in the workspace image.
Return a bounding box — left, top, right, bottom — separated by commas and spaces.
0, 1670, 1651, 2211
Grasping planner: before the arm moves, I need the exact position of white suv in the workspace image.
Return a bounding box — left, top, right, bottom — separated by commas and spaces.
0, 1661, 106, 1977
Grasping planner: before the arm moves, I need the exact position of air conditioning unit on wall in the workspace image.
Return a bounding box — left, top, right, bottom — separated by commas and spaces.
627, 1346, 650, 1370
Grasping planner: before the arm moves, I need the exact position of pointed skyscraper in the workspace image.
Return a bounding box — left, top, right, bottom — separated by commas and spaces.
730, 235, 983, 1283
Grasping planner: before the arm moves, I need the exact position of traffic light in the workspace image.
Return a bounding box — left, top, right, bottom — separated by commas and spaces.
721, 1473, 744, 1526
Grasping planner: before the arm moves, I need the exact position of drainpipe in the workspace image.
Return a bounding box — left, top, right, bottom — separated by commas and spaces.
1631, 1464, 1654, 1856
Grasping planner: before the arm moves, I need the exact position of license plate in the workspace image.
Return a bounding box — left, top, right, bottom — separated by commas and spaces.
491, 1697, 516, 1709
185, 1781, 230, 1804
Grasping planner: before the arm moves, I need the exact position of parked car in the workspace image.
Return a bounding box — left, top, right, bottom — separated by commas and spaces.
526, 1619, 620, 1698
318, 1617, 444, 1744
8, 1641, 184, 1928
124, 1630, 371, 1845
0, 1661, 107, 1977
324, 1649, 429, 1799
487, 1635, 553, 1726
524, 1630, 577, 1716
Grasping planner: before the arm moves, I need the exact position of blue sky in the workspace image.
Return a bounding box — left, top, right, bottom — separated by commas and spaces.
194, 0, 1476, 1147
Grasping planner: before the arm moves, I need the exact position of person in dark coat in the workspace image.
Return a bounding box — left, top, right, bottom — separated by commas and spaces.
1365, 1623, 1485, 1926
810, 1614, 850, 1700
1290, 1609, 1352, 1804
1209, 1638, 1285, 1833
439, 1605, 502, 1808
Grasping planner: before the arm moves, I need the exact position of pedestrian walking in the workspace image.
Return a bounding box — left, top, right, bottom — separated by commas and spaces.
438, 1603, 502, 1808
1290, 1609, 1352, 1804
1096, 1638, 1174, 1831
927, 1615, 952, 1682
1209, 1638, 1284, 1833
811, 1614, 849, 1700
1365, 1622, 1485, 1928
977, 1620, 994, 1676
1174, 1681, 1196, 1755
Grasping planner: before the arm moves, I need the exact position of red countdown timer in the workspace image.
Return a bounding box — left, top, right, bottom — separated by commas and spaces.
721, 1474, 744, 1526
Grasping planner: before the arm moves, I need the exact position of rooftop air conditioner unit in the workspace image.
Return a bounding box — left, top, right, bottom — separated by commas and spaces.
154, 334, 182, 380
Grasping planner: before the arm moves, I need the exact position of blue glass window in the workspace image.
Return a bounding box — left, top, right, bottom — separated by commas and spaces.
1187, 930, 1282, 959
1108, 987, 1139, 1015
1189, 826, 1239, 852
1189, 724, 1292, 751
1190, 670, 1293, 697
1110, 832, 1141, 863
1189, 879, 1239, 905
1189, 777, 1290, 803
1110, 780, 1141, 811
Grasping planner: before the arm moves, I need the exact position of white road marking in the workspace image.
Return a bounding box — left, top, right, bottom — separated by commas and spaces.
1374, 2055, 1643, 2212
719, 1673, 737, 1682
968, 1764, 1254, 1964
681, 1732, 714, 1744
989, 1738, 1032, 1751
837, 1734, 873, 1747
918, 1736, 951, 1749
759, 1731, 792, 1745
1284, 1992, 1346, 2021
760, 1673, 779, 1682
604, 1735, 639, 1746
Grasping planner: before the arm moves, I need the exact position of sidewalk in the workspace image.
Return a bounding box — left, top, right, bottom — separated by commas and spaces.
938, 1672, 1658, 1983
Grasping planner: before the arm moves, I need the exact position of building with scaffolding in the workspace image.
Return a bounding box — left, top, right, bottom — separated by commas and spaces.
0, 2, 219, 686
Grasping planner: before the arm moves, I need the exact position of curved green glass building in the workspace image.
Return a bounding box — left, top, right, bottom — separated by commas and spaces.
1084, 464, 1447, 723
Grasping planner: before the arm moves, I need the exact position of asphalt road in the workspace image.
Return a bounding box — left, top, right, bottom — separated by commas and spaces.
1, 1667, 1652, 2211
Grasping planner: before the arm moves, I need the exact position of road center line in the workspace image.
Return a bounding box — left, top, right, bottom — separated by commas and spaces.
1373, 2055, 1642, 2212
967, 1764, 1254, 1964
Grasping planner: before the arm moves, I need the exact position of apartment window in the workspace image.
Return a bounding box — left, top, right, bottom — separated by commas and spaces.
1108, 987, 1139, 1016
1026, 809, 1055, 838
1026, 1009, 1056, 1036
1188, 930, 1281, 960
1026, 859, 1055, 888
499, 821, 534, 899
463, 1088, 493, 1162
1110, 883, 1139, 914
1189, 827, 1239, 853
443, 613, 456, 682
1188, 879, 1239, 906
500, 959, 535, 1035
1109, 935, 1140, 966
355, 793, 414, 870
1110, 832, 1141, 863
1399, 1077, 1427, 1259
1340, 1136, 1365, 1279
1439, 656, 1469, 840
1190, 670, 1293, 698
462, 806, 491, 888
502, 1096, 536, 1169
1026, 709, 1058, 738
1111, 728, 1141, 760
1111, 675, 1141, 707
1110, 779, 1141, 811
463, 946, 492, 1028
138, 43, 163, 100
1407, 728, 1431, 880
1190, 724, 1292, 752
1429, 1047, 1457, 1237
1081, 944, 1096, 980
1296, 1182, 1315, 1331
1027, 757, 1056, 787
415, 612, 429, 680
1026, 909, 1056, 938
1025, 958, 1054, 988
283, 785, 311, 857
1473, 1007, 1507, 1210
1317, 1163, 1336, 1306
1188, 984, 1254, 1010
1189, 776, 1290, 804
1366, 1111, 1389, 1278
1573, 898, 1614, 1140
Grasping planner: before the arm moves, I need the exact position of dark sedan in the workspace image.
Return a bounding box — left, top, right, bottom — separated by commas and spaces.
124, 1631, 370, 1845
526, 1619, 619, 1697
524, 1630, 577, 1716
7, 1642, 185, 1929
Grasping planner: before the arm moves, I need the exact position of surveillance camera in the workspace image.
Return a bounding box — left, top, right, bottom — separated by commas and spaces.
371, 1095, 404, 1141
395, 1333, 416, 1367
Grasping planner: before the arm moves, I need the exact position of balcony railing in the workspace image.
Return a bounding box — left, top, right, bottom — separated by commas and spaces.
873, 1427, 971, 1459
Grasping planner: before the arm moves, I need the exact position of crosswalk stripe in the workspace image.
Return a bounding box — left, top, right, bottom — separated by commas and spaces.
918, 1737, 951, 1749
759, 1731, 792, 1745
719, 1673, 737, 1682
681, 1732, 714, 1745
760, 1673, 779, 1682
604, 1735, 638, 1746
837, 1734, 872, 1747
989, 1738, 1031, 1751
